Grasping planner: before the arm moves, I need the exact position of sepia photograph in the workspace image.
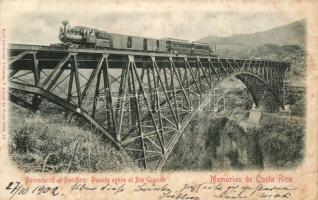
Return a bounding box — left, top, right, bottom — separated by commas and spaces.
7, 7, 306, 173
0, 0, 317, 200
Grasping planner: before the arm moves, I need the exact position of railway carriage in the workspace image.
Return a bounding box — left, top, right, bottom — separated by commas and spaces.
165, 38, 193, 55
192, 42, 211, 55
110, 34, 143, 50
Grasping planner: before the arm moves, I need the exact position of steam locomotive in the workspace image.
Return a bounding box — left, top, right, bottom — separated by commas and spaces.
57, 21, 215, 56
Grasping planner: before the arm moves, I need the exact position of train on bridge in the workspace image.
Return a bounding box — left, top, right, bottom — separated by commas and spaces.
57, 21, 215, 56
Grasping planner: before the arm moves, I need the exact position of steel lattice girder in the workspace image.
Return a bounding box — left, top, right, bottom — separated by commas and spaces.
8, 44, 290, 170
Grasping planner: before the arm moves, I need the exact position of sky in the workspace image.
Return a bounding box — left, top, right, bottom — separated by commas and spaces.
3, 4, 305, 45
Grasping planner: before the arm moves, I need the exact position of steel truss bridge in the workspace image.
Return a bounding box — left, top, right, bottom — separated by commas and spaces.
8, 44, 290, 171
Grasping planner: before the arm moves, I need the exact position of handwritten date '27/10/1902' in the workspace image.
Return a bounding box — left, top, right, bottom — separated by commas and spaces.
5, 181, 60, 199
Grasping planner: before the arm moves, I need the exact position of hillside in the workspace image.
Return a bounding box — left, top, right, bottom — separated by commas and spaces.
198, 20, 306, 57
9, 104, 137, 172
164, 87, 304, 171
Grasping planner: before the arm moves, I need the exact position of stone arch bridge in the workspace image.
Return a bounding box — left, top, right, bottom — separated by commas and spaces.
8, 44, 290, 171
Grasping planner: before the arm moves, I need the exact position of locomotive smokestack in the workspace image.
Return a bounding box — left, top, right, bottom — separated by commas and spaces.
61, 20, 69, 32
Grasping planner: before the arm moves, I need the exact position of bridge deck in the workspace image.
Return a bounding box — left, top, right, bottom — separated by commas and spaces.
9, 43, 288, 63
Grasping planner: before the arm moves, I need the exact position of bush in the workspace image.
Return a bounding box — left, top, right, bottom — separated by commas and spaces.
258, 115, 304, 168
13, 129, 32, 153
287, 88, 305, 115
